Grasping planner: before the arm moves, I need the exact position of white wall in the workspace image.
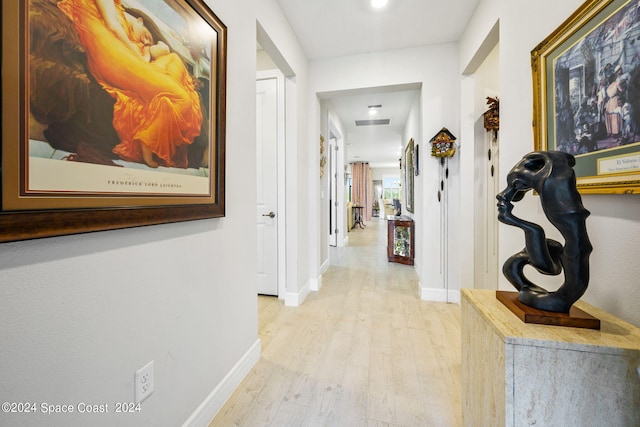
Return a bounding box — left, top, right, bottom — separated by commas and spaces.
371, 167, 400, 181
318, 102, 348, 258
319, 102, 330, 265
310, 44, 460, 300
461, 0, 640, 327
0, 1, 310, 426
401, 93, 423, 274
402, 91, 422, 219
256, 49, 277, 71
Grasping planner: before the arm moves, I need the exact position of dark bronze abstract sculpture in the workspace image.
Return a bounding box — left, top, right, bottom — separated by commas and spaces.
496, 151, 592, 313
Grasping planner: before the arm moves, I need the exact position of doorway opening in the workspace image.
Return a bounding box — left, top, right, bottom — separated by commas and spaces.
472, 43, 500, 291
461, 24, 500, 291
256, 74, 282, 296
318, 83, 421, 268
256, 23, 296, 299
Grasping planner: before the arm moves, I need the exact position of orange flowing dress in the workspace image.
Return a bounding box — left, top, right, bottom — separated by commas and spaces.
58, 0, 203, 168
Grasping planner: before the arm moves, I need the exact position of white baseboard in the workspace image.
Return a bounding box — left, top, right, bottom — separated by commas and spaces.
284, 279, 311, 306
414, 260, 422, 277
310, 274, 322, 292
320, 259, 329, 275
310, 260, 329, 292
419, 283, 460, 304
182, 339, 261, 427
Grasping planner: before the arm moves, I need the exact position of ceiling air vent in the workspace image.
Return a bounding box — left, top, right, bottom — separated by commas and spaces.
355, 119, 391, 126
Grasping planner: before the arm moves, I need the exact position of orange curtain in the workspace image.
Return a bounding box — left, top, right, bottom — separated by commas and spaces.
351, 162, 373, 222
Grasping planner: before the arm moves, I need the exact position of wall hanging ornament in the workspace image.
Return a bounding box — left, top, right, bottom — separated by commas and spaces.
484, 96, 500, 178
429, 127, 457, 158
319, 135, 327, 178
483, 96, 500, 138
429, 127, 457, 202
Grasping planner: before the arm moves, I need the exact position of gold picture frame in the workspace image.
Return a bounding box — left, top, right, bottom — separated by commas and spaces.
404, 138, 414, 213
1, 0, 227, 242
532, 0, 640, 194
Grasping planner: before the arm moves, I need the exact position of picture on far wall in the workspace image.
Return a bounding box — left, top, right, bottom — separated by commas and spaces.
1, 0, 227, 243
532, 0, 640, 193
404, 138, 414, 213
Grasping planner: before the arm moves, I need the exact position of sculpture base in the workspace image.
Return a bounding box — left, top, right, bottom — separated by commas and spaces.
496, 291, 600, 330
463, 289, 640, 426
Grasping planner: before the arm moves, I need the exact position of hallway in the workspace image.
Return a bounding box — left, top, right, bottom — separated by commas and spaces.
210, 219, 462, 426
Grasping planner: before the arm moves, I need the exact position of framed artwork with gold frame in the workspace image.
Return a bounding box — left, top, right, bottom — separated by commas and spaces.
532, 0, 640, 194
404, 138, 414, 213
1, 0, 227, 242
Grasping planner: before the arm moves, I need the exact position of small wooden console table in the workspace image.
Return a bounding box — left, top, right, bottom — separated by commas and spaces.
386, 215, 414, 265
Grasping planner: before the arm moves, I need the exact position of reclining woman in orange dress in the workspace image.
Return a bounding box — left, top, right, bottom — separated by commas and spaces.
58, 0, 203, 168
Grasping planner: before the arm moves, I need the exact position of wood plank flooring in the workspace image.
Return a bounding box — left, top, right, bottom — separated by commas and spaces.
210, 218, 462, 426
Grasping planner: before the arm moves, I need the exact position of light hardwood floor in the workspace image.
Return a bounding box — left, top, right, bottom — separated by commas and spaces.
210, 218, 462, 427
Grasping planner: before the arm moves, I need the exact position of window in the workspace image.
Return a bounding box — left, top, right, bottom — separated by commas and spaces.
383, 176, 401, 200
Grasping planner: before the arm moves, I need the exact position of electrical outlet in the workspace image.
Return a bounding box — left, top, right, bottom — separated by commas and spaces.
135, 361, 154, 403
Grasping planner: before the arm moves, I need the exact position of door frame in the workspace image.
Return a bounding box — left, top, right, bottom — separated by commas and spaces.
459, 21, 500, 292
257, 69, 287, 299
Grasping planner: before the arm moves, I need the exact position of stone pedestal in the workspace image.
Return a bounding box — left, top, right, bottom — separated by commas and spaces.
462, 289, 640, 427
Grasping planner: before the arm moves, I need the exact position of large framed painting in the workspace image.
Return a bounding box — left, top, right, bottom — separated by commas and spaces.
532, 0, 640, 193
404, 138, 414, 213
1, 0, 227, 242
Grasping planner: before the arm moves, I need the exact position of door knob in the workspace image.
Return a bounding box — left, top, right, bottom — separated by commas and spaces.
262, 211, 276, 218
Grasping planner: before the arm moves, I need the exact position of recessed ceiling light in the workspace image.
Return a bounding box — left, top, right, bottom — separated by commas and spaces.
368, 104, 382, 115
371, 0, 388, 9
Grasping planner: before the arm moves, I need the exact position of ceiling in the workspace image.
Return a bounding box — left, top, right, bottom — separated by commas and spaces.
274, 0, 480, 168
321, 85, 420, 168
276, 0, 479, 60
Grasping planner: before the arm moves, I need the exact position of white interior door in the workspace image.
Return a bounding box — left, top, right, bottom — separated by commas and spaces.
471, 44, 500, 291
485, 131, 499, 288
473, 118, 499, 290
256, 78, 278, 296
